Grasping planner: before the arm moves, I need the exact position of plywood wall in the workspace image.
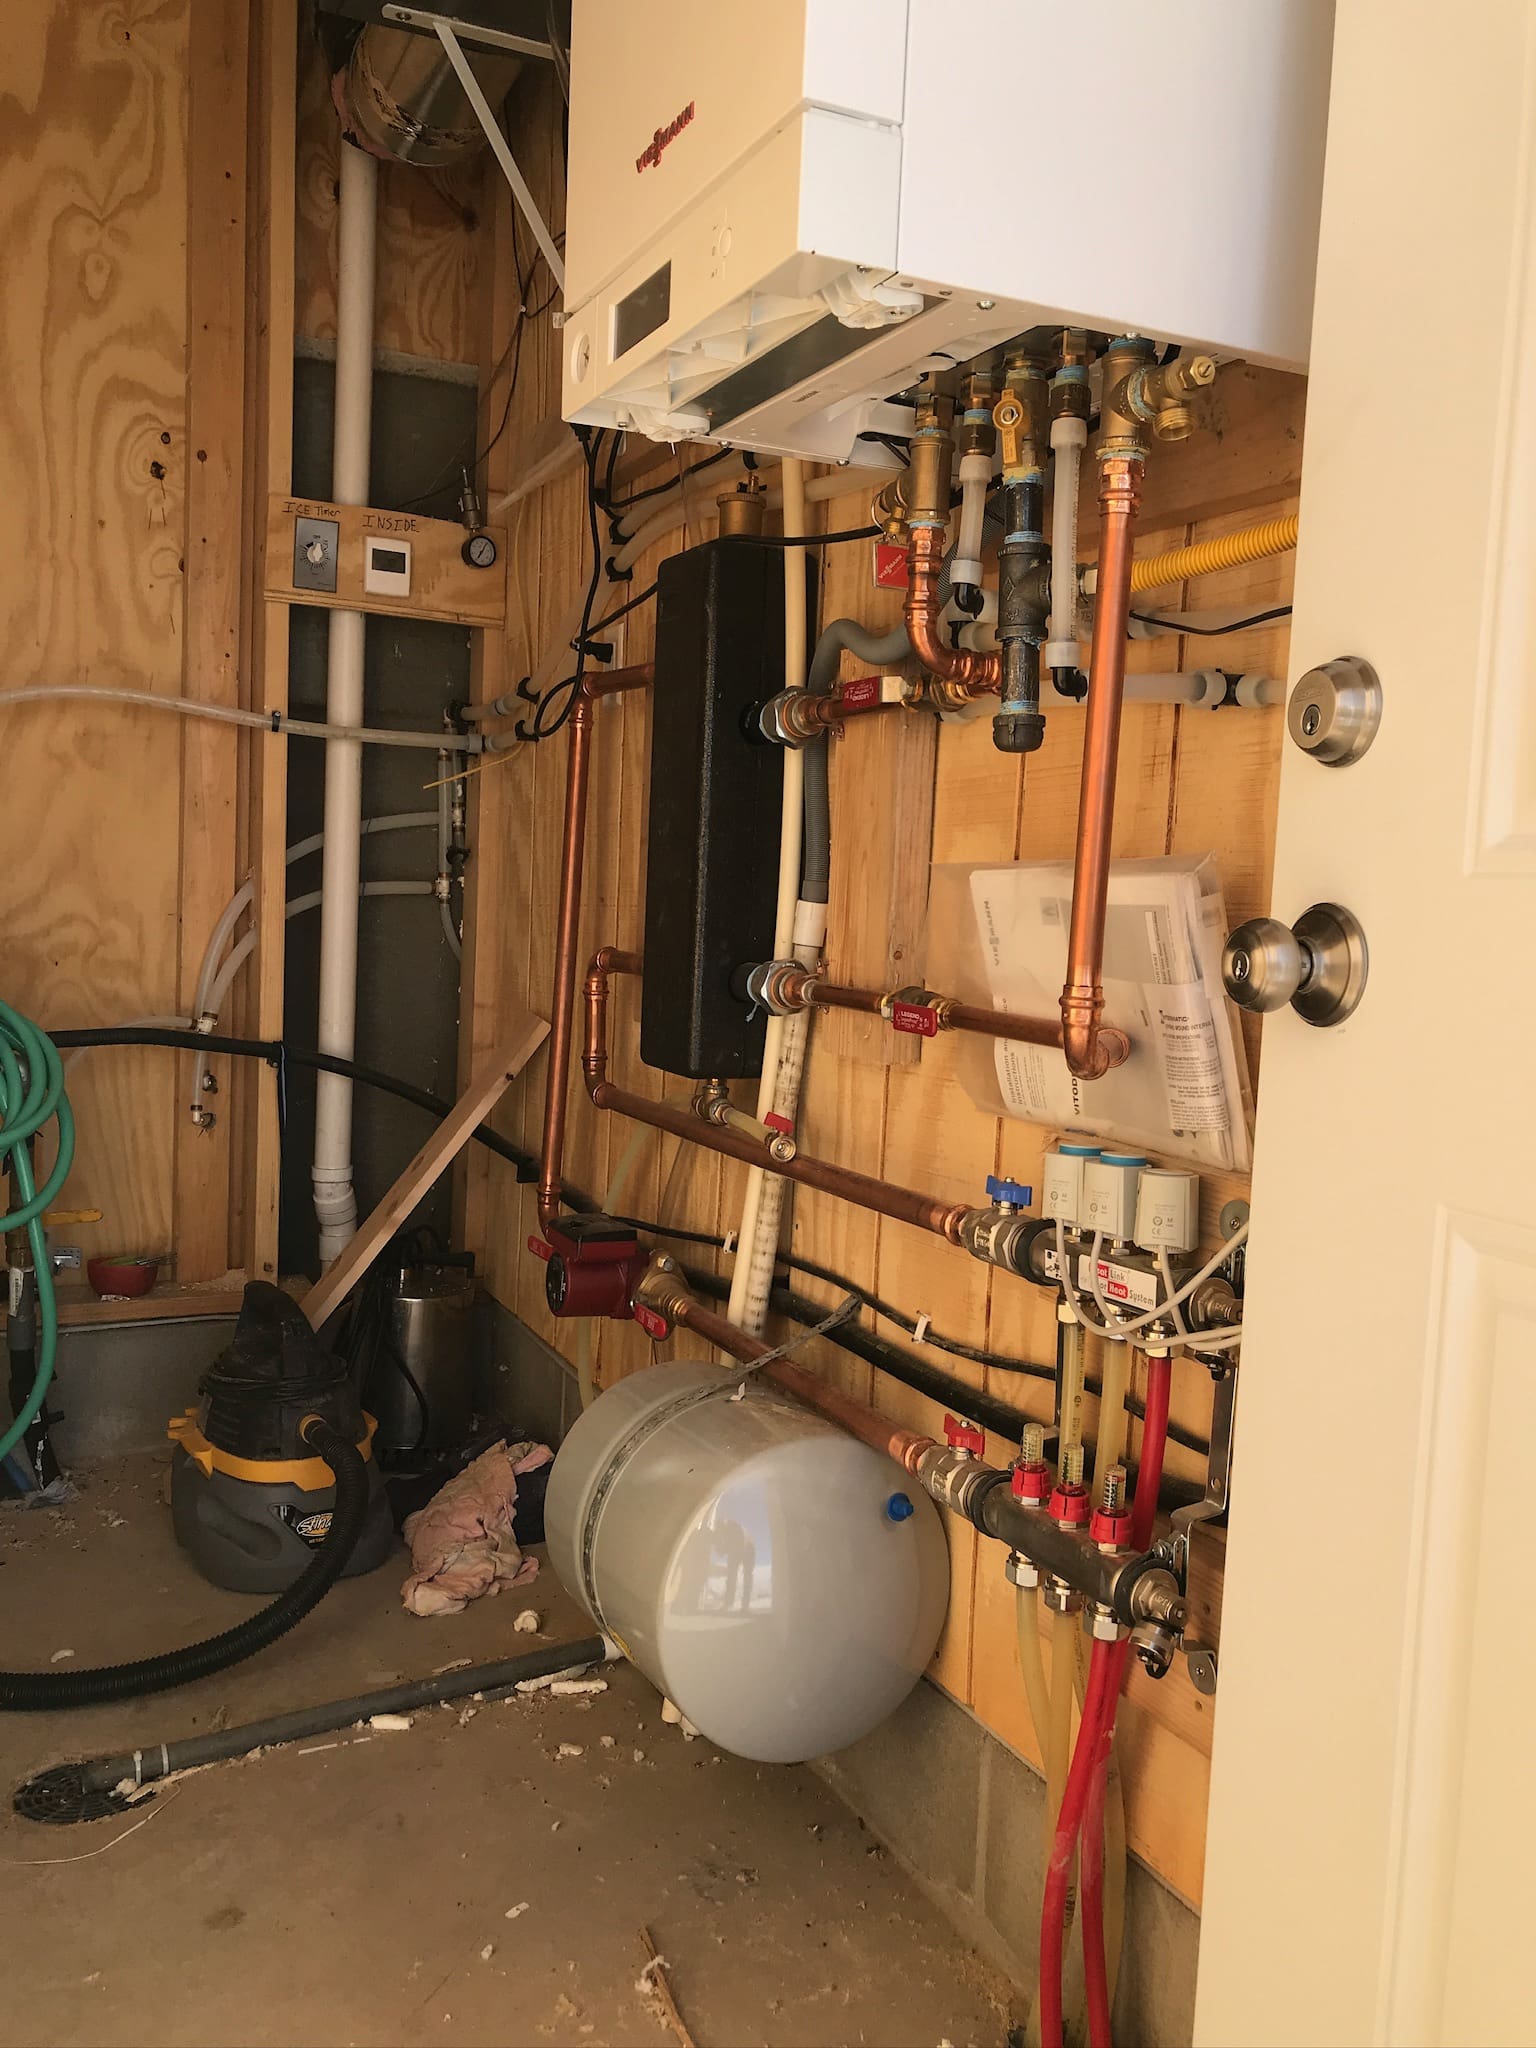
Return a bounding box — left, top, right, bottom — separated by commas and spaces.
294, 31, 489, 364
0, 1, 248, 1291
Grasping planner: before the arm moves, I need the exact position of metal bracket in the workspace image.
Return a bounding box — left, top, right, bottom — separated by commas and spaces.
392, 12, 565, 294
1156, 1366, 1235, 1694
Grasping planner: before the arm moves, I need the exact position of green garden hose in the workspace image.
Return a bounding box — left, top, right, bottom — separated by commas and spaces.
0, 1001, 74, 1464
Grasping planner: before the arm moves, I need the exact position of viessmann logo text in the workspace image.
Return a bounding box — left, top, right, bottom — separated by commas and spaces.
635, 101, 695, 173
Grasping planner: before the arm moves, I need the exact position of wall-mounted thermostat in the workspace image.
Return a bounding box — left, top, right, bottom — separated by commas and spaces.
363, 535, 412, 598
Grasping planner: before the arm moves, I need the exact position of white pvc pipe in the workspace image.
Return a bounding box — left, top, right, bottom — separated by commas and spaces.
313, 141, 377, 1266
1044, 414, 1086, 675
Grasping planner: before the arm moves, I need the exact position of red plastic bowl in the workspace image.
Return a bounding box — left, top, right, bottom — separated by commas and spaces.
85, 1256, 161, 1300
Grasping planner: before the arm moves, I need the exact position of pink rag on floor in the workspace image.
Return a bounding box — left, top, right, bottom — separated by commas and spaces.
400, 1438, 554, 1617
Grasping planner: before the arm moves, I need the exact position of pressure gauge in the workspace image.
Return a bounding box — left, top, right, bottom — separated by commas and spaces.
462, 530, 498, 570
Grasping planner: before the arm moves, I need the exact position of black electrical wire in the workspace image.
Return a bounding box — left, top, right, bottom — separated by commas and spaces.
587, 577, 659, 635
1129, 604, 1293, 637
714, 523, 882, 548
395, 194, 563, 512
522, 428, 607, 743
679, 1266, 1211, 1474
47, 1028, 539, 1180
54, 1033, 1212, 1460
603, 443, 733, 515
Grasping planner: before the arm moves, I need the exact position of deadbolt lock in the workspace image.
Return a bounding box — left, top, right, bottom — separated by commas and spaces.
1222, 903, 1369, 1025
1287, 656, 1382, 765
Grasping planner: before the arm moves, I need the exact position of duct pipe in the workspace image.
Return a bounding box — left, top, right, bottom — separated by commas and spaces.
312, 141, 379, 1265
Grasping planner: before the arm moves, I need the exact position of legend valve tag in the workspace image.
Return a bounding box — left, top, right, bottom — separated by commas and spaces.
873, 542, 909, 590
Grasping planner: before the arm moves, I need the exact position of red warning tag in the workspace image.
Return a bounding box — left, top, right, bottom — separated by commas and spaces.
873, 542, 909, 590
838, 675, 881, 712
634, 1304, 668, 1339
890, 1002, 939, 1037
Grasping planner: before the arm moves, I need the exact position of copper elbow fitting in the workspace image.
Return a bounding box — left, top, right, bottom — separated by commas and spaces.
1060, 986, 1131, 1081
904, 525, 1001, 693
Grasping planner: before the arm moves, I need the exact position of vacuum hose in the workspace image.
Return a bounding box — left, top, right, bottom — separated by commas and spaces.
0, 1418, 367, 1712
0, 1000, 75, 1465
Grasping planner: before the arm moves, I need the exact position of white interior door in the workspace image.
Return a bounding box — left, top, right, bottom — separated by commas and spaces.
1195, 5, 1536, 2043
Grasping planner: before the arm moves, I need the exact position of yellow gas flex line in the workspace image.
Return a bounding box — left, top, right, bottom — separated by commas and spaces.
1128, 514, 1298, 594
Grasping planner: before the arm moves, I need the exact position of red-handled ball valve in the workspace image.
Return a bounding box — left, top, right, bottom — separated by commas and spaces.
944, 1414, 986, 1457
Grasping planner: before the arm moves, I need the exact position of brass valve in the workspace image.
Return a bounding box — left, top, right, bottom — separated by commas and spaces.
992, 357, 1049, 477
1117, 353, 1218, 443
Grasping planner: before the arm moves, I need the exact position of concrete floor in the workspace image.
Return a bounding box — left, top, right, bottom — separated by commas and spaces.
0, 1457, 1020, 2048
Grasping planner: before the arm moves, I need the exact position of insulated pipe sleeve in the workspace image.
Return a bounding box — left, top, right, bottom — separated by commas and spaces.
0, 1421, 368, 1710
798, 616, 911, 905
22, 1636, 614, 1816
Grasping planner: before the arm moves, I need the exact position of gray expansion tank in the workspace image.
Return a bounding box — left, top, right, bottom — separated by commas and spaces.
544, 1361, 949, 1763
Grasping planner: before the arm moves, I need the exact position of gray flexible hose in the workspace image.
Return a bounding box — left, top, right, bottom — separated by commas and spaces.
799, 618, 911, 906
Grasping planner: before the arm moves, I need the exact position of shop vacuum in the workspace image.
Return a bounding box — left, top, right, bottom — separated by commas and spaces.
169, 1280, 394, 1592
0, 1283, 389, 1714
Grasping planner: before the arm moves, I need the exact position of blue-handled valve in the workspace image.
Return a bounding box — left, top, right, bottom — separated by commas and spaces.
985, 1175, 1033, 1210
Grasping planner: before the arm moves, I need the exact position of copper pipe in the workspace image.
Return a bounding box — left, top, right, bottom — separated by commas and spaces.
643, 1265, 938, 1470
904, 523, 1001, 694
1060, 455, 1143, 1081
762, 1358, 937, 1473
586, 661, 655, 700
594, 1079, 968, 1241
537, 668, 653, 1227
583, 945, 641, 1086
777, 970, 1130, 1068
583, 952, 969, 1238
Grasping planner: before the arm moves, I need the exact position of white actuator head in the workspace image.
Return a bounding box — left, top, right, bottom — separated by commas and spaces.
1082, 1154, 1146, 1242
1042, 1144, 1101, 1229
1133, 1167, 1199, 1253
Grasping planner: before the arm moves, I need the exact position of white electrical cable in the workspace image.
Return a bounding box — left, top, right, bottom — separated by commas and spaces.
1156, 1244, 1189, 1341
1056, 1216, 1249, 1342
193, 813, 438, 1025
202, 882, 435, 1025
0, 684, 481, 752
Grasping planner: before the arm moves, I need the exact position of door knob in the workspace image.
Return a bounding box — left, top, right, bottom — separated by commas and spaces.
1221, 903, 1368, 1025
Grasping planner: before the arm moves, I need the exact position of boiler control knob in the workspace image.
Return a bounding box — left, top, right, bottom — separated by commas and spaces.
1221, 902, 1369, 1026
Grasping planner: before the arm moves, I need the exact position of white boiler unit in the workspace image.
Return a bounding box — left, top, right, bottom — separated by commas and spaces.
560, 0, 1335, 460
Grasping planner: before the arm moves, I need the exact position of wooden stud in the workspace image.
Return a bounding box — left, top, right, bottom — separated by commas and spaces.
262, 494, 508, 626
303, 1017, 546, 1331
175, 0, 252, 1286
